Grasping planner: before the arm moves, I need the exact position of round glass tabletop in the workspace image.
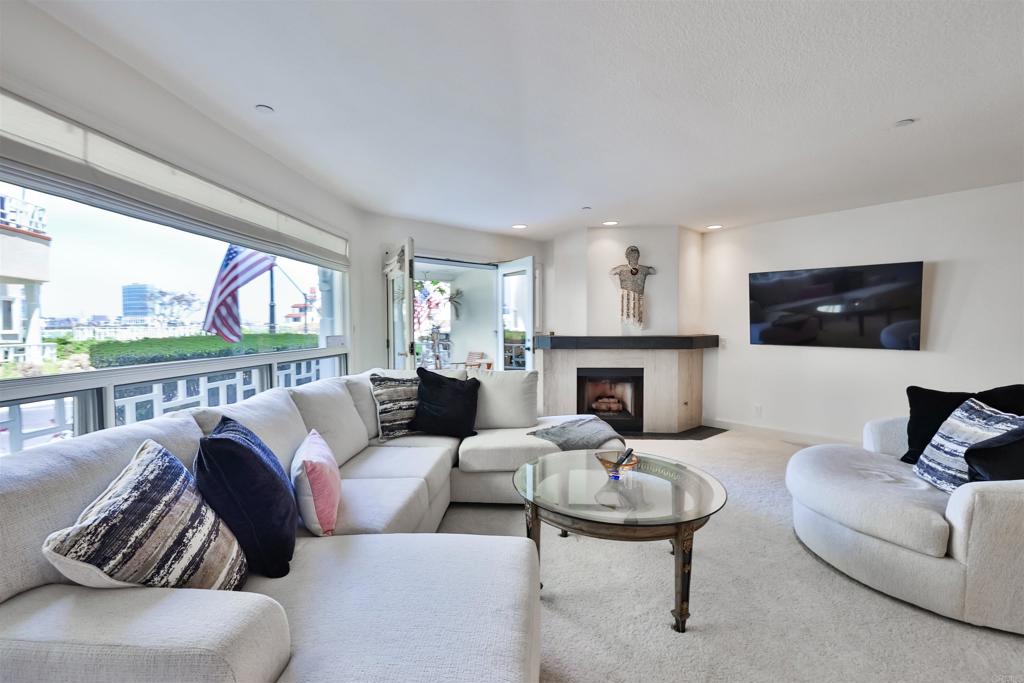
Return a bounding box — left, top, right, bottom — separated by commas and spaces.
513, 450, 727, 527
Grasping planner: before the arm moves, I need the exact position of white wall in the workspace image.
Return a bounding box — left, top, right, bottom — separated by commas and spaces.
449, 268, 497, 365
702, 182, 1024, 442
678, 228, 704, 334
545, 225, 703, 336
587, 226, 680, 335
543, 229, 588, 335
0, 0, 541, 371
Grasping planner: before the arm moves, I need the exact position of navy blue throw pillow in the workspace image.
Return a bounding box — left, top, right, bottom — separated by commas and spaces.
196, 417, 297, 578
965, 426, 1024, 483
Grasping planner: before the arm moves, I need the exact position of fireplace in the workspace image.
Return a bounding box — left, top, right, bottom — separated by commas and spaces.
576, 368, 644, 432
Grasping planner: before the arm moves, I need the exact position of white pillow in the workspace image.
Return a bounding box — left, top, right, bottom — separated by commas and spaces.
469, 369, 539, 429
190, 387, 308, 472
288, 378, 369, 466
343, 368, 384, 439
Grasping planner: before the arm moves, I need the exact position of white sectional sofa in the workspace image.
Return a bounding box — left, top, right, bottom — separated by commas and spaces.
786, 417, 1024, 635
344, 368, 621, 506
0, 368, 607, 683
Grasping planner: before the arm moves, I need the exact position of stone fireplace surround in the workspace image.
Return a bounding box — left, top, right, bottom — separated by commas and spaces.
536, 335, 718, 434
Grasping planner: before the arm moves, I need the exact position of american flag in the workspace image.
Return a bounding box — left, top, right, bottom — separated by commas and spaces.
202, 245, 276, 342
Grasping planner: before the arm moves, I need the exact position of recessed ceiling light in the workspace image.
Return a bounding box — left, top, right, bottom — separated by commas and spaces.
254, 104, 276, 114
511, 224, 527, 230
602, 221, 619, 226
894, 118, 917, 127
581, 206, 592, 211
705, 224, 724, 230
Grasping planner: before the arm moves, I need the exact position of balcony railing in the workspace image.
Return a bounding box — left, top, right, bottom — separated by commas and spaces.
504, 342, 527, 370
114, 366, 265, 426
0, 346, 347, 455
417, 339, 452, 369
0, 342, 57, 365
0, 194, 48, 234
0, 396, 74, 454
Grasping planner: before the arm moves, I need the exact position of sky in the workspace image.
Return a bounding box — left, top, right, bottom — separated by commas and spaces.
1, 181, 324, 325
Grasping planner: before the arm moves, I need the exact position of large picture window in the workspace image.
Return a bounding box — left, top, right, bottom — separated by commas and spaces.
0, 180, 346, 379
0, 94, 350, 455
0, 179, 349, 455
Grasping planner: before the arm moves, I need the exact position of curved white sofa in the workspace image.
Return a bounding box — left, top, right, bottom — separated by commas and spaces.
0, 368, 611, 683
786, 417, 1024, 635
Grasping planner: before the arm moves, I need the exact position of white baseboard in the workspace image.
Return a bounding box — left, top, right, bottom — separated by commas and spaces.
703, 418, 858, 448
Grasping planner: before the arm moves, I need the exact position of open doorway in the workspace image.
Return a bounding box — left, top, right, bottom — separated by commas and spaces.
497, 257, 534, 370
413, 258, 497, 370
386, 243, 536, 371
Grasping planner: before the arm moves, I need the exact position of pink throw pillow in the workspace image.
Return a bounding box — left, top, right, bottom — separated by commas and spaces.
290, 429, 341, 536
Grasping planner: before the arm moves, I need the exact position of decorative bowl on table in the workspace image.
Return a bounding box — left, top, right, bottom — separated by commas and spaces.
595, 450, 639, 479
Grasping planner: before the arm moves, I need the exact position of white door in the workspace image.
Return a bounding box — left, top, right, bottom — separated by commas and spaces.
384, 238, 415, 369
496, 256, 535, 371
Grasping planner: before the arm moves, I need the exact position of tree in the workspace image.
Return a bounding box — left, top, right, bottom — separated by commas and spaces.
147, 289, 205, 325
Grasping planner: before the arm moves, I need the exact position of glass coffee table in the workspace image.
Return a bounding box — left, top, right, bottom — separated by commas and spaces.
513, 449, 727, 632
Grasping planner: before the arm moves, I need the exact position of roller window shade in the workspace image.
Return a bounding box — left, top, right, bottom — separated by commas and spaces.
0, 91, 349, 271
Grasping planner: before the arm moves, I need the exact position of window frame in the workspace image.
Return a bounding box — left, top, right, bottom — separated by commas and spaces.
0, 297, 14, 332
0, 96, 353, 450
0, 175, 352, 381
1, 91, 350, 269
0, 387, 102, 452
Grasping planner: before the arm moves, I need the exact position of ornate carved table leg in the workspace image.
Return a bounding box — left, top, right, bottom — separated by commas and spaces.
524, 502, 542, 588
672, 524, 695, 633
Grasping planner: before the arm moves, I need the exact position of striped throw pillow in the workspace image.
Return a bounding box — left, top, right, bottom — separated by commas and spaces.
913, 398, 1024, 493
42, 439, 247, 590
369, 374, 421, 441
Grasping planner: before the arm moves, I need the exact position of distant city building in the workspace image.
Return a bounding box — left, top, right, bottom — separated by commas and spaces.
44, 317, 79, 329
1, 193, 51, 364
122, 283, 156, 317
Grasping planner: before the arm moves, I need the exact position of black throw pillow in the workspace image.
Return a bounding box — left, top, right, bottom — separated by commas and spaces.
409, 367, 481, 439
901, 384, 1024, 464
965, 426, 1024, 483
195, 417, 297, 578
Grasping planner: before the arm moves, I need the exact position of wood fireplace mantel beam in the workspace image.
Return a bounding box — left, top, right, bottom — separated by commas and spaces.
534, 335, 719, 350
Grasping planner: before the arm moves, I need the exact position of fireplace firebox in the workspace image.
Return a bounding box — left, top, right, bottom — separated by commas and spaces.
576, 367, 644, 432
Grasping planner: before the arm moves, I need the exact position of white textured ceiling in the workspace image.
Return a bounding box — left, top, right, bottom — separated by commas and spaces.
35, 1, 1024, 239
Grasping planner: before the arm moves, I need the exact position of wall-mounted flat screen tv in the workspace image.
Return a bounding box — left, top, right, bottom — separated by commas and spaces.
749, 261, 923, 350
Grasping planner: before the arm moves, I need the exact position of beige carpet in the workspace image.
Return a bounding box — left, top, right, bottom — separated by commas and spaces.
438, 431, 1024, 683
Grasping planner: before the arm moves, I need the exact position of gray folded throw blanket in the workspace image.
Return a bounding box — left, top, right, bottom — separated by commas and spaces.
529, 417, 624, 451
